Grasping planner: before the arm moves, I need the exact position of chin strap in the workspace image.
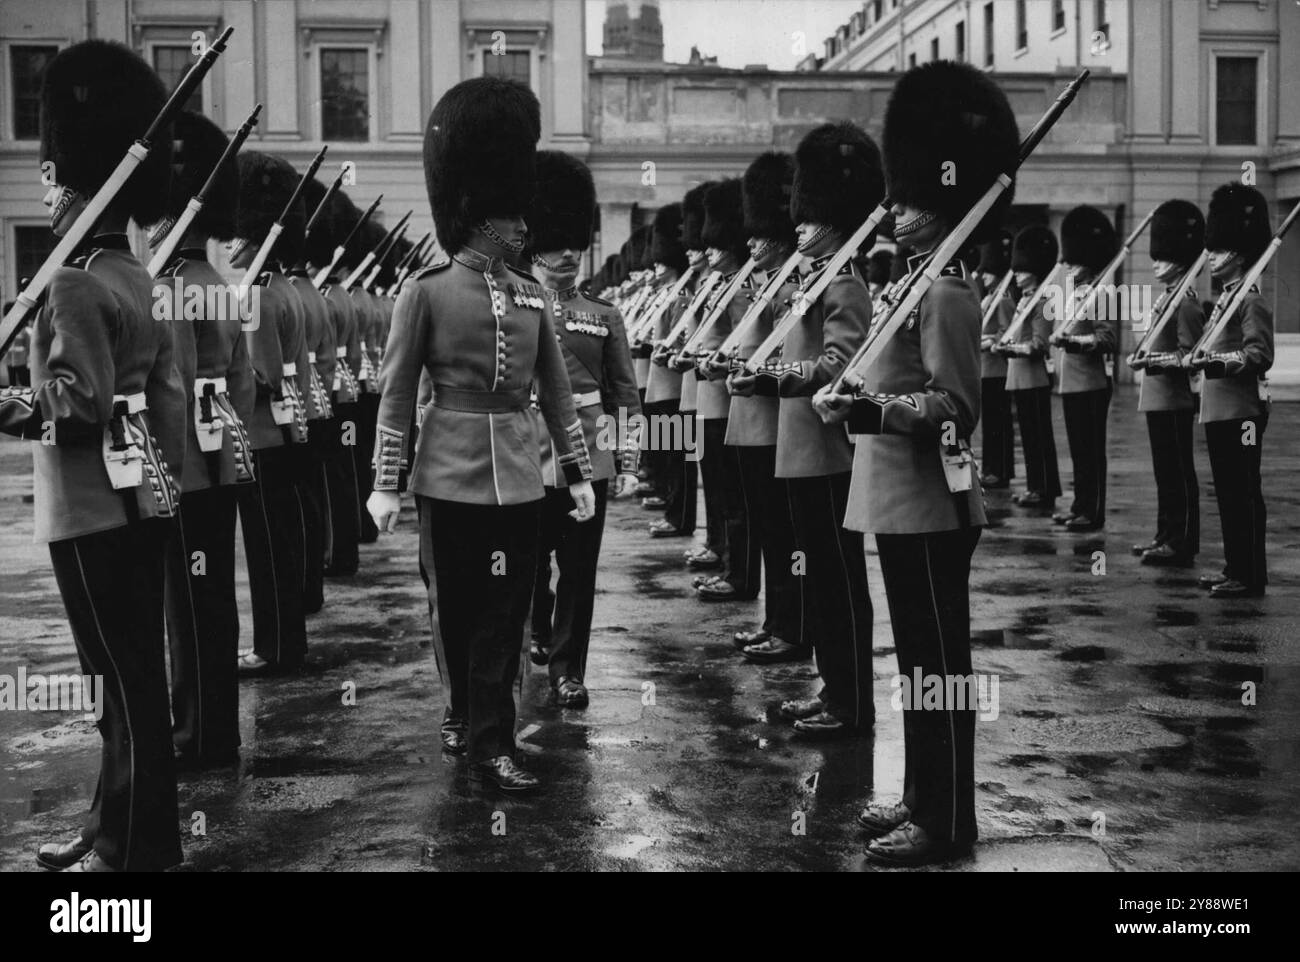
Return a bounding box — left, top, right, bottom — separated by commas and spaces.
480, 220, 524, 254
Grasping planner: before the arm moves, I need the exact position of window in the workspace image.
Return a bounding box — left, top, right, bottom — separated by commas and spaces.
1015, 0, 1028, 51
320, 47, 370, 142
983, 3, 994, 67
1052, 0, 1066, 32
955, 22, 966, 62
10, 45, 57, 140
1215, 56, 1258, 146
12, 225, 57, 294
930, 37, 939, 61
872, 0, 883, 22
151, 45, 203, 114
908, 51, 917, 69
1095, 0, 1109, 38
483, 49, 531, 88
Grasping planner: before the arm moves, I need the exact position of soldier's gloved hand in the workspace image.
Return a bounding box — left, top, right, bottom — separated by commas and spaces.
811, 383, 853, 424
367, 491, 402, 534
1062, 334, 1098, 354
668, 352, 694, 373
980, 335, 996, 352
728, 372, 758, 397
568, 480, 596, 522
614, 473, 639, 498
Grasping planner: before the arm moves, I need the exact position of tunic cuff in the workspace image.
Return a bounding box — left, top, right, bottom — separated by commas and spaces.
372, 424, 407, 491
558, 419, 594, 485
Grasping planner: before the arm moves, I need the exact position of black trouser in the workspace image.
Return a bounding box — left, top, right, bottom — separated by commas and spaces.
49, 518, 182, 871
719, 441, 760, 597
980, 376, 1015, 481
239, 446, 307, 667
700, 418, 729, 556
1011, 386, 1061, 498
419, 496, 541, 762
786, 473, 873, 728
326, 403, 361, 575
875, 526, 981, 846
738, 446, 803, 644
640, 396, 668, 496
354, 391, 381, 542
532, 480, 610, 682
7, 364, 30, 386
165, 486, 241, 761
1205, 415, 1267, 591
1145, 409, 1199, 556
661, 399, 697, 533
1062, 384, 1111, 522
299, 422, 330, 613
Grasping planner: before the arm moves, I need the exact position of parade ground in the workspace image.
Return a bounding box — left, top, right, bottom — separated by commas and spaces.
2, 384, 1298, 872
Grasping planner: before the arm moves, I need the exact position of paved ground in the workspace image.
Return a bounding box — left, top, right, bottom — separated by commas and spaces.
2, 383, 1298, 872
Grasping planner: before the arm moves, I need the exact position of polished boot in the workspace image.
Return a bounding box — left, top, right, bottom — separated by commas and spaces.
470, 755, 540, 794
36, 836, 92, 871
857, 800, 911, 837
864, 821, 971, 866
440, 712, 468, 757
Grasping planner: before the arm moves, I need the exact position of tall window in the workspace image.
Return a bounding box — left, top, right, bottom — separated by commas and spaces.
483, 49, 531, 88
13, 225, 57, 293
955, 22, 966, 62
151, 45, 204, 114
1216, 56, 1258, 146
1015, 0, 1028, 51
908, 51, 917, 69
10, 45, 58, 140
872, 0, 883, 22
930, 37, 939, 62
983, 3, 994, 67
320, 47, 370, 141
1053, 0, 1066, 32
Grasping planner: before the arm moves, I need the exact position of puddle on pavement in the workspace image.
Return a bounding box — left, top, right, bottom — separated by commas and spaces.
0, 775, 97, 818
973, 628, 1050, 650
1154, 606, 1199, 627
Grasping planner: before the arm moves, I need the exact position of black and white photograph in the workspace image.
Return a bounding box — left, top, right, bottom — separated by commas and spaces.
0, 0, 1295, 928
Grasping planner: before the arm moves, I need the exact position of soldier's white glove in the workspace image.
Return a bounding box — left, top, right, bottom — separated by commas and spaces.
568, 480, 596, 522
614, 473, 639, 498
368, 491, 402, 533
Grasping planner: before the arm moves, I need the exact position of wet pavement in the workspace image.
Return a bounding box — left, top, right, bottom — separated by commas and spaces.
2, 383, 1298, 871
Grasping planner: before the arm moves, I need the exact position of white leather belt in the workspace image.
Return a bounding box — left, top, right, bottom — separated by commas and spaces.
572, 390, 602, 408
113, 392, 147, 414
282, 363, 297, 376
307, 351, 317, 363
336, 347, 348, 359
195, 377, 227, 394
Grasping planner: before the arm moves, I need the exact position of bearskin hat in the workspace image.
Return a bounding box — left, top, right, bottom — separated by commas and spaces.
1205, 184, 1271, 265
867, 248, 893, 286
791, 122, 884, 235
1061, 206, 1117, 272
39, 39, 172, 225
681, 182, 714, 252
235, 151, 304, 267
1148, 199, 1204, 266
977, 230, 1014, 276
1011, 224, 1059, 280
882, 61, 1019, 242
701, 179, 748, 262
158, 110, 237, 241
650, 203, 687, 272
527, 150, 596, 254
743, 151, 796, 246
424, 76, 540, 254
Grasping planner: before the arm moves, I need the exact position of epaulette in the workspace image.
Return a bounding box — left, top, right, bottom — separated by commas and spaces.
583, 292, 616, 309
410, 252, 451, 280
250, 271, 272, 288
938, 260, 966, 280
68, 248, 100, 270
159, 257, 185, 279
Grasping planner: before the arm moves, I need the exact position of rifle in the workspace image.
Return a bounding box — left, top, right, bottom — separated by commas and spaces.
390, 231, 432, 291
1187, 196, 1300, 364
996, 261, 1064, 348
828, 69, 1091, 391
237, 145, 328, 291
148, 102, 261, 277
653, 271, 725, 360
631, 266, 700, 345
674, 256, 759, 361
979, 268, 1016, 333
712, 249, 804, 361
362, 222, 409, 292
313, 194, 382, 289
343, 211, 411, 292
1, 26, 234, 357
1127, 251, 1206, 368
1049, 208, 1154, 342
303, 164, 348, 252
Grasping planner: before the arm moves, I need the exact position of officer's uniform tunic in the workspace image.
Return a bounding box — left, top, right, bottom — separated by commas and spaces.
844, 257, 986, 847
374, 246, 593, 762
759, 253, 873, 728
0, 235, 186, 870
532, 286, 641, 683
160, 250, 255, 763
1136, 284, 1203, 557
1005, 288, 1062, 500
1199, 280, 1272, 591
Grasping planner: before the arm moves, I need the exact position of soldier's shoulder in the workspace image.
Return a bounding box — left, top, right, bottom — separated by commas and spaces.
581, 290, 616, 309
408, 252, 452, 283
506, 262, 540, 283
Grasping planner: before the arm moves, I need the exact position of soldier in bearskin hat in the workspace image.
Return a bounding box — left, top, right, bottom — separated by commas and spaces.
692, 179, 759, 602
1000, 224, 1063, 510
634, 209, 681, 503
367, 77, 594, 793
351, 217, 387, 544
0, 39, 186, 871
726, 150, 808, 663
1187, 183, 1274, 598
734, 121, 879, 736
1048, 204, 1118, 531
818, 60, 1019, 865
150, 110, 256, 770
975, 230, 1017, 488
1128, 200, 1205, 567
525, 150, 641, 706
230, 151, 310, 675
